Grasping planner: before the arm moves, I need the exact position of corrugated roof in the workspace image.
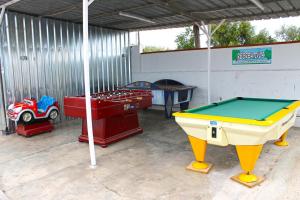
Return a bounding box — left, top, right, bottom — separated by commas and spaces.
1, 0, 300, 30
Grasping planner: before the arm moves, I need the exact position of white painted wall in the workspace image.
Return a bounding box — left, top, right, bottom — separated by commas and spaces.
131, 42, 300, 126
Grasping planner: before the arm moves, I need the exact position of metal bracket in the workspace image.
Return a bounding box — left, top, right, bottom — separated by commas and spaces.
195, 19, 226, 38
211, 19, 226, 36
0, 0, 24, 25
0, 7, 5, 25
249, 0, 264, 11
88, 0, 95, 6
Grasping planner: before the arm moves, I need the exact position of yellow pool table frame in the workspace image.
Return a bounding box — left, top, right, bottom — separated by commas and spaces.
174, 100, 300, 188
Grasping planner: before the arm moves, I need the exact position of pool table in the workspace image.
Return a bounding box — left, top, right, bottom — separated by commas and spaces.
173, 97, 300, 187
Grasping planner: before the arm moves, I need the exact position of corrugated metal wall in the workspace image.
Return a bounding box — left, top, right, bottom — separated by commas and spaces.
0, 12, 131, 128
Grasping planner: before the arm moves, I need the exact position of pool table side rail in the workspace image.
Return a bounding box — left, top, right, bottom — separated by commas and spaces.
173, 98, 300, 126
186, 97, 295, 113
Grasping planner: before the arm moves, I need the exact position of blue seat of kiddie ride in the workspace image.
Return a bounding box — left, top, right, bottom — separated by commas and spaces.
37, 96, 56, 113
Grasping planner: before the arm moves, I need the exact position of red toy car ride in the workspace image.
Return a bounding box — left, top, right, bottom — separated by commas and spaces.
7, 96, 59, 123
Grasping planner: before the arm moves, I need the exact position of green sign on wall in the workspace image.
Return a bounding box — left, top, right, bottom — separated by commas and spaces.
232, 47, 272, 65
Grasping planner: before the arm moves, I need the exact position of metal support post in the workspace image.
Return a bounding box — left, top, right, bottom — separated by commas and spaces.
195, 19, 226, 104
83, 0, 97, 168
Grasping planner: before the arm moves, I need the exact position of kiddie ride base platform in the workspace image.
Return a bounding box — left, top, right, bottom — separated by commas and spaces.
16, 120, 54, 137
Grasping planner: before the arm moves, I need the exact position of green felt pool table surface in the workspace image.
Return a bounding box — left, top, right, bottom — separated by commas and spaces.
186, 97, 296, 121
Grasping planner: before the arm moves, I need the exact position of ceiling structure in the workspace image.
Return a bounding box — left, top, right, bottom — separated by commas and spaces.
0, 0, 300, 30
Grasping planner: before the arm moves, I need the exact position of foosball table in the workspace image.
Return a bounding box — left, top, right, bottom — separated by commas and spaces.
64, 90, 152, 147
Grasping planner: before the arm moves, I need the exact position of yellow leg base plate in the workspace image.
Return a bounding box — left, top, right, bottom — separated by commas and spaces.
186, 161, 213, 174
274, 140, 289, 147
231, 173, 264, 188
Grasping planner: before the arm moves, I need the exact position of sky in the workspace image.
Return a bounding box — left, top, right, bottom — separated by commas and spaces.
138, 16, 300, 49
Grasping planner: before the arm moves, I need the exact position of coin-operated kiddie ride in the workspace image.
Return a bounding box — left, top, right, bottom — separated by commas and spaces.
7, 96, 60, 137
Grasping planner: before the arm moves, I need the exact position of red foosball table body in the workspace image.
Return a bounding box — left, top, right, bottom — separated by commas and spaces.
64, 90, 152, 147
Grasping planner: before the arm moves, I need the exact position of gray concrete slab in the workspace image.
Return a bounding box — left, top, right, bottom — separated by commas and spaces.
0, 110, 300, 200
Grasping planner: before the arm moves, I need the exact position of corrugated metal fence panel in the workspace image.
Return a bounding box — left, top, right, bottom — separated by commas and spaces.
0, 12, 131, 127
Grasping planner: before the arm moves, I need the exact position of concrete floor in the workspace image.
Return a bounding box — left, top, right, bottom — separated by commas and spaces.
0, 110, 300, 200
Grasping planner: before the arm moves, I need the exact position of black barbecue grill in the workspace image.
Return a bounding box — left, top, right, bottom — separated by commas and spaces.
123, 79, 196, 118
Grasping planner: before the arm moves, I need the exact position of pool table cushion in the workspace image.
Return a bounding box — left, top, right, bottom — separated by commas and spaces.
173, 97, 300, 126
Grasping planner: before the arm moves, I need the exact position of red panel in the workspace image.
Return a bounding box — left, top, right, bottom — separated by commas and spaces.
64, 90, 152, 119
16, 120, 54, 137
64, 90, 152, 147
80, 111, 142, 147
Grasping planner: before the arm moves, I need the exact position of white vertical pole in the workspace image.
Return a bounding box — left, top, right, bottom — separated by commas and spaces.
197, 20, 225, 105
137, 31, 141, 52
207, 24, 211, 104
83, 0, 96, 167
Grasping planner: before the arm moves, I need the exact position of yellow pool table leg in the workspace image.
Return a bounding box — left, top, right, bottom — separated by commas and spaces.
274, 131, 289, 147
186, 135, 213, 173
232, 145, 264, 187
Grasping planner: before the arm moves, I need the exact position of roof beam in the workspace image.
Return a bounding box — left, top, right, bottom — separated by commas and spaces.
42, 0, 281, 21
118, 20, 192, 31
210, 8, 300, 23
145, 0, 269, 22
74, 2, 160, 22
149, 0, 199, 21
191, 0, 285, 15
42, 3, 81, 17
2, 0, 298, 31
75, 0, 180, 23
249, 0, 265, 11
119, 11, 156, 24
191, 4, 257, 15
30, 0, 286, 28
97, 0, 284, 29
0, 0, 22, 8
94, 0, 286, 29
0, 0, 23, 25
98, 13, 181, 27
119, 3, 300, 31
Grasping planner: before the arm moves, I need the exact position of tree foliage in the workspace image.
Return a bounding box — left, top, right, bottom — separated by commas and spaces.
211, 22, 240, 46
175, 22, 279, 49
275, 25, 300, 41
143, 46, 168, 53
238, 21, 255, 44
212, 22, 255, 46
252, 29, 277, 44
175, 27, 195, 49
211, 22, 275, 46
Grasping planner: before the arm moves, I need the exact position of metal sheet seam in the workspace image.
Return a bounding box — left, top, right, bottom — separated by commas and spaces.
0, 11, 131, 127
